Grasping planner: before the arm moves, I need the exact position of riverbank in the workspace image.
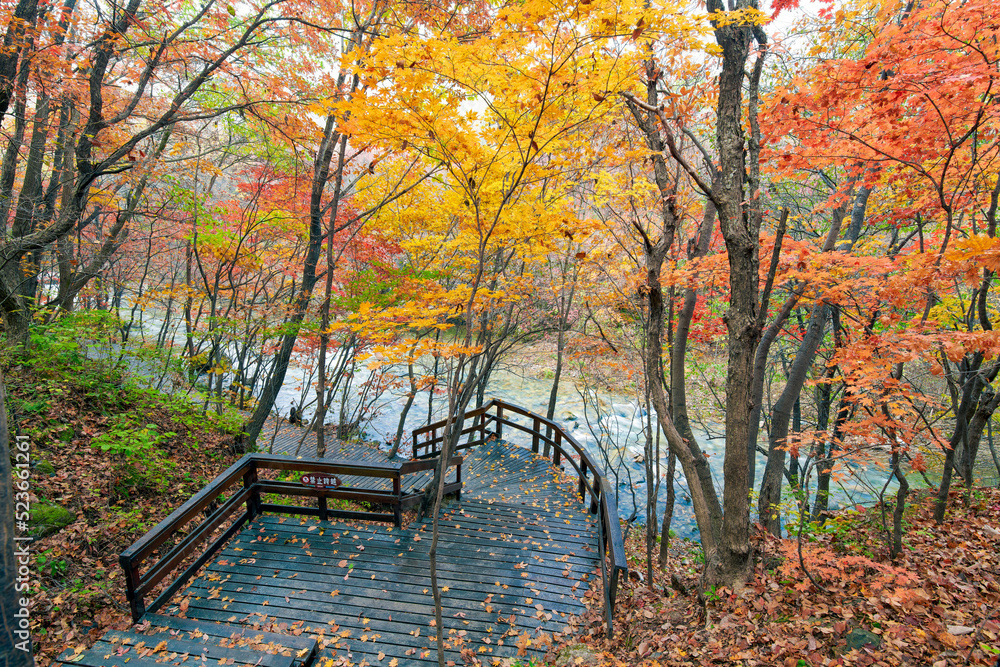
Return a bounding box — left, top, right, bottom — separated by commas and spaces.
3, 320, 245, 665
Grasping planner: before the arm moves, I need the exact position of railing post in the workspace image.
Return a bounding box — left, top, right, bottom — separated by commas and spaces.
578, 460, 587, 501
531, 418, 540, 453
496, 405, 503, 439
543, 424, 552, 458
609, 560, 619, 612
591, 478, 600, 514
393, 474, 402, 527
468, 413, 481, 447
243, 461, 261, 520
553, 431, 562, 466
120, 554, 145, 622
432, 428, 437, 455
456, 460, 462, 500
318, 496, 328, 521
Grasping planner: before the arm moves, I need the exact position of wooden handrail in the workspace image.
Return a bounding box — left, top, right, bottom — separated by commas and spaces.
119, 452, 463, 622
411, 398, 628, 637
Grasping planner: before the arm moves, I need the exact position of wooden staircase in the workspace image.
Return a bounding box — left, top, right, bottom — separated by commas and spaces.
57, 613, 317, 667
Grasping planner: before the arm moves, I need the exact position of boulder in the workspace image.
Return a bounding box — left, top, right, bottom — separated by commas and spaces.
845, 628, 882, 651
553, 643, 602, 667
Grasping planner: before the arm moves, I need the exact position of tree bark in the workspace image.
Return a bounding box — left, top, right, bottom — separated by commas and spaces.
657, 447, 676, 570
0, 0, 38, 123
390, 347, 419, 459
545, 246, 578, 423
703, 0, 768, 587
312, 134, 350, 460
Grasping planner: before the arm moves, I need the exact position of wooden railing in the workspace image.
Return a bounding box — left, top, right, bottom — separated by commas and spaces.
118, 453, 462, 622
412, 398, 628, 637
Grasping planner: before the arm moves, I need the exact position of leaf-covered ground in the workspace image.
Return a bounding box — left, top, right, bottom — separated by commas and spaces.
6, 352, 241, 667
556, 489, 1000, 666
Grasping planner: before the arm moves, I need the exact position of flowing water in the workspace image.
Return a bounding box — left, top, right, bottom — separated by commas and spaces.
266, 361, 909, 540
103, 314, 999, 540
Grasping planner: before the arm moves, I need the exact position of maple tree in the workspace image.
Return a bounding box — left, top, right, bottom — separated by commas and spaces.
760, 0, 1000, 536
615, 0, 773, 587
0, 0, 328, 344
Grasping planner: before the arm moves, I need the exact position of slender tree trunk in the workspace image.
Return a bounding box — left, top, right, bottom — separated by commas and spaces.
748, 211, 793, 488
889, 449, 908, 559
935, 354, 984, 522
0, 24, 32, 236
241, 116, 343, 450
390, 341, 420, 458
624, 61, 727, 573
757, 303, 829, 536
987, 418, 1000, 485
313, 134, 349, 459
644, 382, 656, 584
657, 447, 676, 569
545, 251, 578, 423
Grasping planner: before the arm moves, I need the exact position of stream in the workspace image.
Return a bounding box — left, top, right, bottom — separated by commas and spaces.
264, 359, 909, 540
102, 313, 999, 541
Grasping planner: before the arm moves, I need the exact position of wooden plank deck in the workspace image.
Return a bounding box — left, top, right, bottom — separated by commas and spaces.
259, 419, 377, 460
160, 440, 599, 665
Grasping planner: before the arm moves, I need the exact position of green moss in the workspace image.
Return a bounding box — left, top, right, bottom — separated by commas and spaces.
29, 502, 75, 538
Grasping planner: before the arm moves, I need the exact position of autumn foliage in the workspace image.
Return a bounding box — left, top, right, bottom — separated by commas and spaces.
3, 0, 1000, 663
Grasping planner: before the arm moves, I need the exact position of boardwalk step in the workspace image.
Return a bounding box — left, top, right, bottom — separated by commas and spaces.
56, 617, 317, 667
138, 614, 317, 664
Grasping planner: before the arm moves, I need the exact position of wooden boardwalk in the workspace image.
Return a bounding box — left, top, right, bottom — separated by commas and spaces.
256, 425, 456, 498
59, 439, 600, 667
258, 418, 374, 459
164, 440, 596, 665
58, 399, 628, 667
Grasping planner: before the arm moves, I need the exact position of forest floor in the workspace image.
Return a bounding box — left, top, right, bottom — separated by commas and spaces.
4, 322, 246, 666
556, 488, 1000, 667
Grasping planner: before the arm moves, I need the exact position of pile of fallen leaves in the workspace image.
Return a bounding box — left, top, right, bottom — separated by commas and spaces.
558, 489, 1000, 666
6, 359, 240, 667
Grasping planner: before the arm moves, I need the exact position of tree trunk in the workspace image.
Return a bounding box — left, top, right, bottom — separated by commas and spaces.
935, 353, 985, 522
0, 4, 33, 236
0, 0, 39, 123
704, 2, 766, 587
638, 213, 723, 562
889, 449, 908, 559
545, 249, 578, 423
657, 447, 676, 569
312, 134, 350, 460
987, 418, 1000, 485
390, 341, 420, 459
757, 303, 829, 536
240, 116, 341, 450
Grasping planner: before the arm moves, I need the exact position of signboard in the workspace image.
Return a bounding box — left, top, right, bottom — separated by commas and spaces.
300, 473, 342, 489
